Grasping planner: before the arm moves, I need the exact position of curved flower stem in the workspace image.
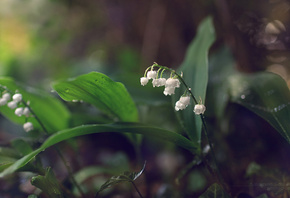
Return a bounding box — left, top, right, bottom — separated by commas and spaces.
152, 63, 225, 188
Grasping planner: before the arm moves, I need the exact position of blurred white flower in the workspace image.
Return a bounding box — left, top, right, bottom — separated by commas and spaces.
23, 107, 30, 116
194, 104, 206, 115
140, 77, 149, 86
0, 98, 8, 106
147, 71, 157, 79
12, 93, 22, 103
23, 122, 33, 132
7, 101, 18, 109
15, 107, 24, 117
2, 93, 11, 101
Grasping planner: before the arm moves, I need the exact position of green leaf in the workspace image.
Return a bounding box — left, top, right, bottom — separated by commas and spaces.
0, 77, 70, 133
31, 167, 63, 198
228, 72, 290, 144
95, 162, 146, 196
199, 183, 231, 198
0, 122, 197, 177
52, 72, 138, 122
174, 16, 216, 145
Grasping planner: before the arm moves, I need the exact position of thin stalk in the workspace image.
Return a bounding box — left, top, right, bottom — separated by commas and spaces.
22, 100, 86, 197
131, 181, 144, 198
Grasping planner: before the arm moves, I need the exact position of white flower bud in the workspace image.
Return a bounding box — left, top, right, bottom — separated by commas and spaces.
15, 107, 24, 117
175, 101, 186, 111
12, 93, 22, 103
147, 71, 157, 79
7, 101, 18, 109
140, 77, 149, 86
194, 104, 206, 115
0, 98, 8, 106
2, 93, 11, 101
163, 86, 175, 96
23, 122, 33, 132
23, 107, 30, 116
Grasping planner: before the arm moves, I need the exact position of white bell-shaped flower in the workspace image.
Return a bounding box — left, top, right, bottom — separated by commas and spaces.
23, 122, 33, 132
0, 98, 8, 106
163, 86, 175, 96
140, 77, 149, 86
194, 104, 206, 115
165, 78, 180, 88
175, 96, 190, 111
152, 78, 166, 87
23, 107, 30, 116
147, 71, 157, 79
15, 107, 24, 117
2, 93, 11, 101
12, 93, 22, 103
7, 101, 18, 109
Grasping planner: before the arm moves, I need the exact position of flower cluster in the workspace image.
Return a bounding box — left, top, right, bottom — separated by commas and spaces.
140, 64, 206, 115
0, 92, 34, 132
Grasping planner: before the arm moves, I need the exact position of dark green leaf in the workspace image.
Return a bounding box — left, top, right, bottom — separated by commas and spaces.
228, 72, 290, 144
0, 122, 197, 177
95, 162, 146, 196
174, 16, 216, 145
0, 77, 70, 133
199, 183, 231, 198
31, 167, 63, 198
52, 72, 138, 122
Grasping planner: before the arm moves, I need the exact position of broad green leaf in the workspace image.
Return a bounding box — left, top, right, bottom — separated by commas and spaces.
0, 77, 70, 133
31, 167, 63, 198
228, 72, 290, 144
52, 72, 138, 122
0, 122, 197, 177
174, 16, 216, 145
199, 183, 231, 198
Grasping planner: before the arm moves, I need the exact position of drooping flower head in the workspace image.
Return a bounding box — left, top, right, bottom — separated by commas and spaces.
175, 95, 190, 111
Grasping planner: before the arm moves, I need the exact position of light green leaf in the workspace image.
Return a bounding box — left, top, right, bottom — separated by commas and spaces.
31, 167, 63, 198
52, 72, 138, 122
0, 77, 70, 133
199, 183, 231, 198
11, 138, 33, 156
174, 16, 216, 145
229, 72, 290, 144
0, 122, 197, 177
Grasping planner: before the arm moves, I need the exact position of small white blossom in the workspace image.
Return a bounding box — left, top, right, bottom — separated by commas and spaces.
147, 71, 157, 79
2, 93, 11, 101
7, 101, 18, 109
194, 104, 206, 115
23, 107, 30, 116
0, 98, 8, 106
152, 78, 166, 87
23, 122, 33, 132
140, 77, 149, 86
175, 96, 190, 111
15, 107, 24, 117
163, 86, 175, 96
12, 93, 22, 103
165, 78, 180, 88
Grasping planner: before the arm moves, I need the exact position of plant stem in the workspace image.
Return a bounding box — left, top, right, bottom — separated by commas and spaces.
131, 181, 144, 198
24, 101, 86, 197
